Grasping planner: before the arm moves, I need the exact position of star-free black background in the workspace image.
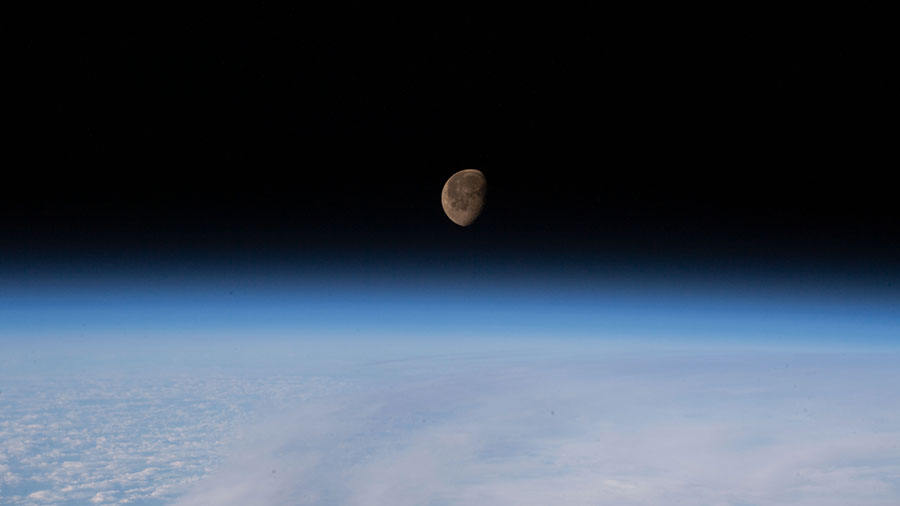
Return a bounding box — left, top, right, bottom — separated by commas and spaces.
5, 6, 897, 285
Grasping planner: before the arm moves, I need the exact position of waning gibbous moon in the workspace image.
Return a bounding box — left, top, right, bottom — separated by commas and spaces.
441, 169, 486, 227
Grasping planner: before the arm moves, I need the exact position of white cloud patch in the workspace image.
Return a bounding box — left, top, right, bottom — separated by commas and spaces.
0, 373, 332, 505
25, 489, 61, 502
172, 350, 900, 506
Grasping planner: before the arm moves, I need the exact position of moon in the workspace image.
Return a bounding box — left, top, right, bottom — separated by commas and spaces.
441, 169, 486, 227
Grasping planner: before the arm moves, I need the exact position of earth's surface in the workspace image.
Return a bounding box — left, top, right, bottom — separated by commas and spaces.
2, 342, 898, 506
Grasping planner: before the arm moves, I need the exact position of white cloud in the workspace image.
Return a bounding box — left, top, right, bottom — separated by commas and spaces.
26, 489, 61, 502
0, 373, 326, 505
3, 343, 897, 506
172, 350, 900, 506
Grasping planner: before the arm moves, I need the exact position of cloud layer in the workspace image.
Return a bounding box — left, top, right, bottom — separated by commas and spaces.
173, 350, 900, 506
0, 373, 331, 505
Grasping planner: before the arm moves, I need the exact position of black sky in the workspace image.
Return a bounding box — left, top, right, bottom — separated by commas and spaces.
6, 7, 897, 280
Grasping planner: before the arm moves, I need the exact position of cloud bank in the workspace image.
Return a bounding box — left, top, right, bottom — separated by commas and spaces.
0, 374, 329, 505
172, 350, 900, 506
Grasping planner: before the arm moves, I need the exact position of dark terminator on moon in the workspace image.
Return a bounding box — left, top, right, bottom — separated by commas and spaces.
441, 169, 487, 227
